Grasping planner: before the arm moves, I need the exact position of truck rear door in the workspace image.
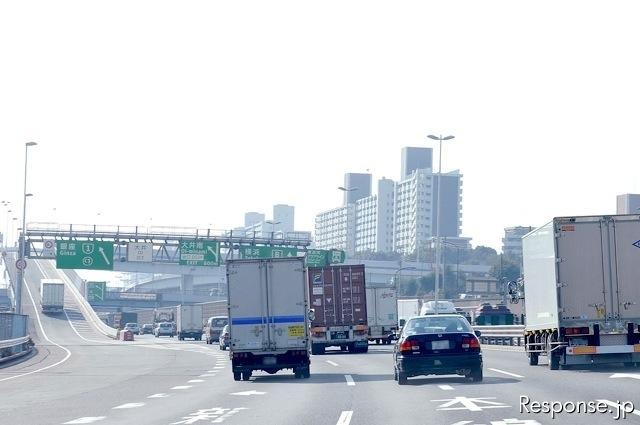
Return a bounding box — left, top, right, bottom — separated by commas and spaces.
266, 259, 307, 350
610, 217, 640, 319
555, 218, 610, 320
228, 261, 268, 350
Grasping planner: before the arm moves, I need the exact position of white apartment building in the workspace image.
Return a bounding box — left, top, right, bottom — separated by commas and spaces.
314, 204, 356, 255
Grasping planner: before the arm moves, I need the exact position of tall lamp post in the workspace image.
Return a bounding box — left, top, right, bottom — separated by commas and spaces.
427, 134, 454, 313
15, 141, 37, 314
265, 220, 281, 241
392, 266, 417, 290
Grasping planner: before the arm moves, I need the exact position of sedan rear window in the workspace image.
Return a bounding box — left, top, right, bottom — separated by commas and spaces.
403, 316, 472, 336
160, 323, 172, 328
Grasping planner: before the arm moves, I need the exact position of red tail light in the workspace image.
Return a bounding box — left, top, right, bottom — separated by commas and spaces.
565, 327, 590, 335
399, 339, 419, 353
462, 337, 480, 350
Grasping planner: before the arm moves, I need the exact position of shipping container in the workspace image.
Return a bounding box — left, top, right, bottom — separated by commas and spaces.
40, 279, 65, 314
365, 286, 398, 344
227, 258, 310, 380
522, 215, 640, 369
307, 264, 368, 354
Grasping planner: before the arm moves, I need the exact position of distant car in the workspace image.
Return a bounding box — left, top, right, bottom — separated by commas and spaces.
139, 324, 154, 335
218, 325, 230, 350
155, 322, 174, 338
204, 316, 228, 345
394, 314, 483, 385
123, 323, 140, 334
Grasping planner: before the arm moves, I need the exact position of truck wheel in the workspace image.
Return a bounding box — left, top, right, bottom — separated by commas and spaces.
233, 372, 241, 381
302, 366, 310, 379
294, 368, 302, 379
528, 353, 539, 366
360, 346, 369, 354
242, 371, 252, 381
398, 372, 408, 385
311, 344, 325, 355
340, 345, 347, 352
548, 354, 559, 370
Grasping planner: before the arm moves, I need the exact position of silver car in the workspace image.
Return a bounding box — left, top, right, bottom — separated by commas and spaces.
123, 323, 140, 334
155, 322, 174, 338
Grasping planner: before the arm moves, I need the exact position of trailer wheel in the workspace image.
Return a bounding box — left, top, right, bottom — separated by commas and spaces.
242, 371, 252, 381
528, 353, 538, 366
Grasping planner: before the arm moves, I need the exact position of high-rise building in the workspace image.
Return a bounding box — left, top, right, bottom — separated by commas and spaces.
244, 212, 265, 227
314, 205, 356, 255
343, 173, 372, 205
502, 226, 534, 257
273, 204, 294, 233
616, 194, 640, 214
401, 147, 433, 180
431, 171, 463, 238
354, 177, 395, 253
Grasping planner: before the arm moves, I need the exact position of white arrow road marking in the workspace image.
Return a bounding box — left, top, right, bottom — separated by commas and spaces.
344, 375, 355, 386
610, 373, 640, 380
597, 400, 640, 417
336, 411, 353, 425
438, 385, 454, 391
113, 403, 145, 409
231, 390, 267, 396
63, 417, 107, 424
147, 393, 170, 398
433, 397, 510, 412
188, 379, 205, 383
98, 247, 110, 265
489, 368, 524, 378
171, 385, 193, 390
326, 360, 339, 367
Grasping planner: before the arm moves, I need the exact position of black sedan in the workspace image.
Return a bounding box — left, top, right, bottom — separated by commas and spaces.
393, 314, 483, 385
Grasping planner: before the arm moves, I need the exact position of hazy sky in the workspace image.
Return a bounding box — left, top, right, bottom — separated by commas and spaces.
2, 1, 639, 251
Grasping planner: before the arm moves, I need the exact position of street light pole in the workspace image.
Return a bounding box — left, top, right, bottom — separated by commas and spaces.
427, 134, 454, 313
15, 141, 37, 314
265, 220, 281, 242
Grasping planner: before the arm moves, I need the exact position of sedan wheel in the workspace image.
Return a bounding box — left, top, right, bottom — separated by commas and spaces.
397, 372, 408, 385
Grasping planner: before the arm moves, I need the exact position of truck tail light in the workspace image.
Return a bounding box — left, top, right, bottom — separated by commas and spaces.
312, 331, 326, 338
462, 337, 481, 350
565, 327, 590, 335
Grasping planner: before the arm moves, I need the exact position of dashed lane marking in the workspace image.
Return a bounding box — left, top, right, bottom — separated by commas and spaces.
488, 368, 524, 378
200, 374, 217, 377
63, 417, 106, 424
344, 375, 355, 386
438, 385, 454, 391
326, 360, 339, 367
336, 411, 353, 425
112, 403, 145, 409
147, 393, 170, 398
171, 385, 193, 390
188, 379, 205, 383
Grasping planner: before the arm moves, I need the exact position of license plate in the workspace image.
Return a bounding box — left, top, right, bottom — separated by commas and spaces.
331, 331, 347, 340
431, 340, 450, 350
262, 357, 277, 365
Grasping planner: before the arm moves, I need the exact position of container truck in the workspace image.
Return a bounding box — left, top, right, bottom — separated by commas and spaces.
308, 264, 368, 354
40, 279, 65, 314
227, 258, 310, 381
365, 286, 398, 345
177, 304, 204, 340
521, 215, 640, 370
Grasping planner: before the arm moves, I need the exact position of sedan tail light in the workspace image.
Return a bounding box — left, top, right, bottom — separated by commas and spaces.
462, 337, 481, 350
399, 339, 420, 353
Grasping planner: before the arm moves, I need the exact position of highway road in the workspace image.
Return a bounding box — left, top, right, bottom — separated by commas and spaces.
1, 260, 639, 425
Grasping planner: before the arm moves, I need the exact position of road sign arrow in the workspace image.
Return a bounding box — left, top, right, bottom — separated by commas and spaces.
633, 240, 640, 249
610, 373, 640, 380
230, 390, 266, 396
98, 247, 110, 265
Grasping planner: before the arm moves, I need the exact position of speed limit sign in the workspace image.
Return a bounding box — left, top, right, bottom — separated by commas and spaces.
16, 258, 27, 270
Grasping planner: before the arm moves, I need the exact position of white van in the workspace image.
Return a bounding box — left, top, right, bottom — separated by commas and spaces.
419, 300, 457, 315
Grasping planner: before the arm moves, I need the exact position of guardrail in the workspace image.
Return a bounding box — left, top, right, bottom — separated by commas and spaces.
474, 325, 525, 346
0, 335, 34, 364
59, 269, 118, 339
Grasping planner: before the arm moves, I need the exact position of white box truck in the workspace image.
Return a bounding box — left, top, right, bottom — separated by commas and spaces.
177, 304, 204, 340
522, 215, 640, 370
227, 258, 310, 381
366, 286, 398, 345
40, 279, 65, 313
397, 298, 421, 326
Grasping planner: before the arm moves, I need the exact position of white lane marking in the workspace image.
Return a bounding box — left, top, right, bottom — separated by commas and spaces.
597, 399, 640, 417
63, 417, 107, 424
488, 368, 524, 378
450, 422, 472, 425
147, 393, 169, 398
432, 396, 509, 412
326, 360, 339, 367
0, 262, 73, 383
112, 403, 145, 409
438, 385, 455, 391
610, 373, 640, 380
200, 374, 217, 377
336, 410, 353, 425
171, 385, 193, 390
344, 375, 355, 386
188, 379, 205, 383
231, 390, 266, 396
213, 366, 225, 369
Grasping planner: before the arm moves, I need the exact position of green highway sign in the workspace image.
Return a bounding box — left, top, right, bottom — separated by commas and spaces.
305, 249, 346, 267
56, 240, 114, 270
239, 246, 298, 260
179, 240, 220, 266
87, 281, 106, 302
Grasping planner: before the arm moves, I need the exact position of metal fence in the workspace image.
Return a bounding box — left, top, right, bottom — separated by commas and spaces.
474, 325, 525, 346
0, 312, 32, 363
